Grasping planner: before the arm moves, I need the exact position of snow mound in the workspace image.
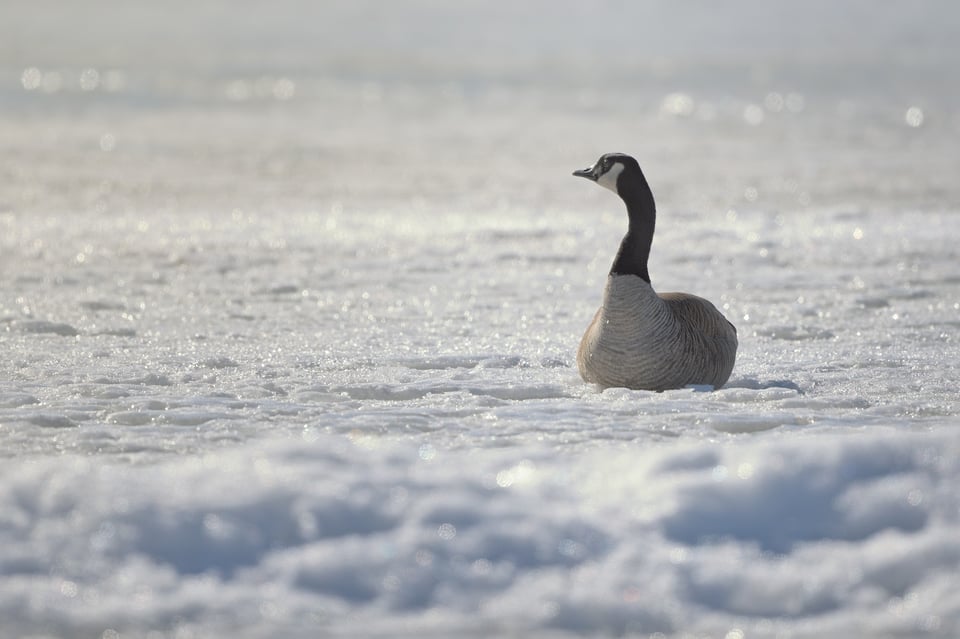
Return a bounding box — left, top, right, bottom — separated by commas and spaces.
1, 430, 957, 637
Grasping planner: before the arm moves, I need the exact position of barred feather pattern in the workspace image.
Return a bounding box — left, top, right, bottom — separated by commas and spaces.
578, 275, 738, 391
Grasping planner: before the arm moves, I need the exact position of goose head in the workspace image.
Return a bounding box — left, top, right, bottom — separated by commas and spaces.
573, 152, 657, 282
572, 152, 643, 195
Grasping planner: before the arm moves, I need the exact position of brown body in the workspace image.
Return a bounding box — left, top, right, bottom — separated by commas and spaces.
578, 275, 738, 391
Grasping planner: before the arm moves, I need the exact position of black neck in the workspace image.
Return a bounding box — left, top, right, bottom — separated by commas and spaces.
609, 175, 656, 282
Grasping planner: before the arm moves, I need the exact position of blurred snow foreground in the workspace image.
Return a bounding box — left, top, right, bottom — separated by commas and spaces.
1, 431, 958, 637
2, 1, 960, 637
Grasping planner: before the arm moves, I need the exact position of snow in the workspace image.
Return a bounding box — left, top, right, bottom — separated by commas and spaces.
1, 433, 958, 637
2, 1, 960, 637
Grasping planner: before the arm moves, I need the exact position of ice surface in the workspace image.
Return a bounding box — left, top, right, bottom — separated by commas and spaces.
2, 1, 960, 637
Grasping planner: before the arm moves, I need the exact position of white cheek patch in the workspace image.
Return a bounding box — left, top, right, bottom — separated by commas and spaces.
596, 162, 624, 193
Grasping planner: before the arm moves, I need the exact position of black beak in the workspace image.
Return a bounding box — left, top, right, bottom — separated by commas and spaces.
572, 166, 597, 180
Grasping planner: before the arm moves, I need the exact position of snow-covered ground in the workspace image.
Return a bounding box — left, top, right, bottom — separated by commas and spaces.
2, 2, 959, 637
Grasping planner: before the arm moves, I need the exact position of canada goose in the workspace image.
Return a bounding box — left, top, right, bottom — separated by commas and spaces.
573, 153, 737, 391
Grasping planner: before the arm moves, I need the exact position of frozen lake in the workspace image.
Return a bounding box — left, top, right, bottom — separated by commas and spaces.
2, 1, 959, 637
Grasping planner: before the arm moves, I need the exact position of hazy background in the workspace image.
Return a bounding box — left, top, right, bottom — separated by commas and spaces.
3, 0, 959, 218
